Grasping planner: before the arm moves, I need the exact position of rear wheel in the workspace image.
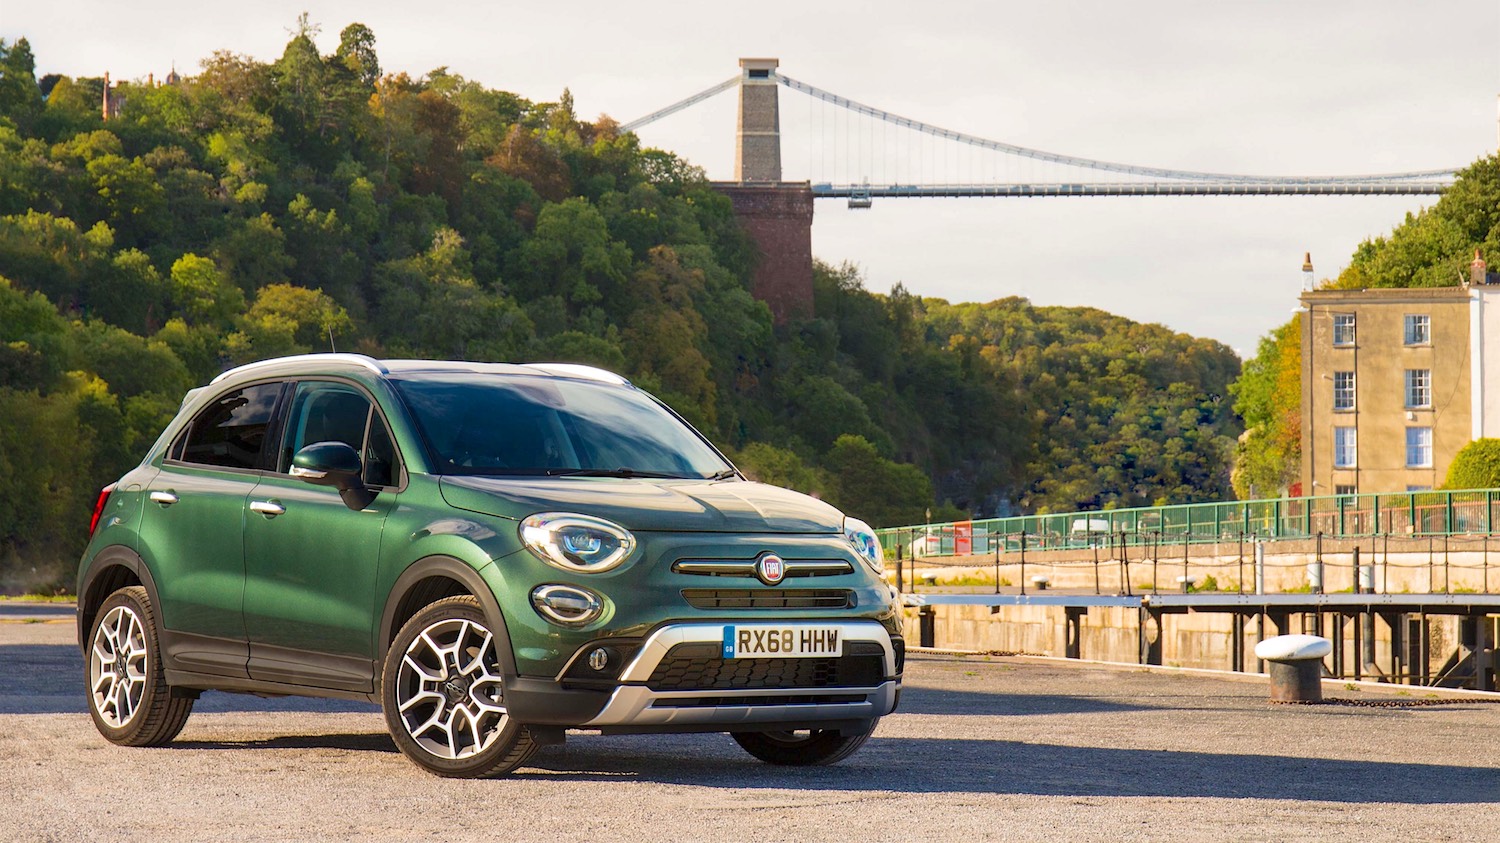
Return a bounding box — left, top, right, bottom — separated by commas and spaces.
86, 586, 193, 746
731, 719, 879, 766
381, 596, 538, 777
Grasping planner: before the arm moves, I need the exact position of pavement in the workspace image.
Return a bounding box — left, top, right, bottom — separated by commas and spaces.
2, 602, 1498, 841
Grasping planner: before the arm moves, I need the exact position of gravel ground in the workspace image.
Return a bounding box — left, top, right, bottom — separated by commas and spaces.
2, 611, 1498, 842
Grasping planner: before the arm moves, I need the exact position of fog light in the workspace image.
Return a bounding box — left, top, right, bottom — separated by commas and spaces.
588, 648, 610, 671
531, 585, 604, 627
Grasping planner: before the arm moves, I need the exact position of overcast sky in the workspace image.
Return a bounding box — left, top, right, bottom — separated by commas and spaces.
6, 1, 1498, 355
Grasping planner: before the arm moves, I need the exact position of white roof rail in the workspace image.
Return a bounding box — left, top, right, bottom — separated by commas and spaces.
210, 353, 387, 385
523, 363, 632, 386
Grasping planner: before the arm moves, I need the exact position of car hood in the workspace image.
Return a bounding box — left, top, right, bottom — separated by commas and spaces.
438, 476, 845, 534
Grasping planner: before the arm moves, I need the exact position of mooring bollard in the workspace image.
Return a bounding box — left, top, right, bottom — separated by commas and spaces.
1253, 634, 1332, 703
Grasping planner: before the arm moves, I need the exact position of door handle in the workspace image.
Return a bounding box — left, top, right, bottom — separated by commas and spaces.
149, 491, 178, 506
249, 500, 286, 517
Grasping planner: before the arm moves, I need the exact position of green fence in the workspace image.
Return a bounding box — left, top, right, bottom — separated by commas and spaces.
876, 489, 1500, 559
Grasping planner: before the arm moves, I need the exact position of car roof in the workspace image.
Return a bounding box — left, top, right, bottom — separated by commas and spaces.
209, 354, 631, 388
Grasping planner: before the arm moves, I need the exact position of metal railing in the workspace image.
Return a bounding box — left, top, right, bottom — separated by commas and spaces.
877, 489, 1500, 558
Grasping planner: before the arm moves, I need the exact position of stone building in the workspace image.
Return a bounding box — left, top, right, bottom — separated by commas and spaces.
1300, 251, 1500, 495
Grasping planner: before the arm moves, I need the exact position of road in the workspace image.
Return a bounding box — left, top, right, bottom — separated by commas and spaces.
2, 605, 1498, 842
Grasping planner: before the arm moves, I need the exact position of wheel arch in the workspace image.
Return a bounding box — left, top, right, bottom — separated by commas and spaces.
77, 546, 163, 652
378, 556, 516, 676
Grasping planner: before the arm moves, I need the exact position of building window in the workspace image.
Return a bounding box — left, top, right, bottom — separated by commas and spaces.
1405, 427, 1433, 468
1405, 369, 1431, 408
1335, 484, 1358, 496
1333, 427, 1357, 468
1404, 314, 1430, 345
1333, 371, 1355, 411
1332, 314, 1356, 346
1406, 485, 1432, 493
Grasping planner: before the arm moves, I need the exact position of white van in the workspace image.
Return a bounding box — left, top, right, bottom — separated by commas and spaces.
1069, 518, 1112, 547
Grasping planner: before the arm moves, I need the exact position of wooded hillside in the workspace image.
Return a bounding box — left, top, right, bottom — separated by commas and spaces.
0, 25, 1241, 589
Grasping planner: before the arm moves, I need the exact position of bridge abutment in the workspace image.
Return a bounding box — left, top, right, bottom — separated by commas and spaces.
714, 181, 814, 324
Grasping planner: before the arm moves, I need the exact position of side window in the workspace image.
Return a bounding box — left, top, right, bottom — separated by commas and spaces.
279, 381, 399, 488
177, 383, 283, 470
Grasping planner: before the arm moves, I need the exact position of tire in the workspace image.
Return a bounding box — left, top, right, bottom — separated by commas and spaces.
86, 586, 194, 747
380, 595, 538, 778
731, 719, 879, 766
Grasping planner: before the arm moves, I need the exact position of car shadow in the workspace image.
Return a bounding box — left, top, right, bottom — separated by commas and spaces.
896, 683, 1154, 716
521, 734, 1499, 804
117, 727, 1500, 804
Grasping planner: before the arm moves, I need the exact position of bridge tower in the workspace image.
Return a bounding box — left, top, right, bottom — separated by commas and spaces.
735, 58, 781, 181
715, 58, 814, 324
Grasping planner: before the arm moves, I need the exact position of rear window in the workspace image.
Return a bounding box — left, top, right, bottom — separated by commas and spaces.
393, 375, 731, 478
176, 382, 282, 470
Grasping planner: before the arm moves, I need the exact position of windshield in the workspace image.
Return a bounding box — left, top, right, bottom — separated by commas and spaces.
393, 374, 734, 479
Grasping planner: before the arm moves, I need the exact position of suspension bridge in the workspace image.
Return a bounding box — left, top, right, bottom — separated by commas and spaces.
623, 58, 1459, 205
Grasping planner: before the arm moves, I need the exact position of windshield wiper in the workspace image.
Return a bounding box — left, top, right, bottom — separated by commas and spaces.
545, 467, 689, 479
706, 469, 739, 481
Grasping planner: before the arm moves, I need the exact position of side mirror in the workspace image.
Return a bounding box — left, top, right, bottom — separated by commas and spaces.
291, 441, 375, 511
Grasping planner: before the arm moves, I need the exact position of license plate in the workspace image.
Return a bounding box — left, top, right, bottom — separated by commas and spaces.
722, 626, 843, 658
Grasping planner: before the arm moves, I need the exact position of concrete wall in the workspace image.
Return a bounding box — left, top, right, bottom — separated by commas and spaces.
900, 603, 1454, 678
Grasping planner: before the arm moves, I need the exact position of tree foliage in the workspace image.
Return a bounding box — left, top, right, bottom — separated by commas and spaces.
1443, 438, 1500, 490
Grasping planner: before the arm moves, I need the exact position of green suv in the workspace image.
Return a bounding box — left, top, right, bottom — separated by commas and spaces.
77, 354, 904, 777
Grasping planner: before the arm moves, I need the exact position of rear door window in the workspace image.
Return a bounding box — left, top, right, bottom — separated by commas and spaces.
174, 383, 283, 470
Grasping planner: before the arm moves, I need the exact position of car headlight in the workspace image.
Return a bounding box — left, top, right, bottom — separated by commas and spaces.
520, 513, 636, 573
843, 517, 883, 574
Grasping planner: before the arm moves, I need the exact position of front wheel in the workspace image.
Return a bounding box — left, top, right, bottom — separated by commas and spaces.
86, 586, 193, 746
380, 596, 538, 777
731, 719, 879, 766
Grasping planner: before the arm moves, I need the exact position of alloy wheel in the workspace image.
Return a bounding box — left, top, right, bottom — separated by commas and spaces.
89, 605, 148, 728
394, 618, 508, 760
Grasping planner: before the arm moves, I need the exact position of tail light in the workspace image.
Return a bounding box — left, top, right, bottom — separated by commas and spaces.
88, 484, 116, 537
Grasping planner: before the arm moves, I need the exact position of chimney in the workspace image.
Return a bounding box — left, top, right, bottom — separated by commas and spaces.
1301, 252, 1314, 292
1472, 249, 1488, 286
101, 72, 110, 121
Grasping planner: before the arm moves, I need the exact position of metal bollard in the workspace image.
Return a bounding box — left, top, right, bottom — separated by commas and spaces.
1253, 634, 1332, 703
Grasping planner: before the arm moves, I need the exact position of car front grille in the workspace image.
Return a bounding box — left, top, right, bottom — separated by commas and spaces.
671, 559, 854, 578
645, 642, 886, 692
680, 588, 855, 610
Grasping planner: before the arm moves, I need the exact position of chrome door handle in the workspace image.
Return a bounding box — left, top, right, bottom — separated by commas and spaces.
149, 491, 178, 506
249, 500, 286, 517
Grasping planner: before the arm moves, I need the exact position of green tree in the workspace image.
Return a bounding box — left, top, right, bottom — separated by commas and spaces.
169, 253, 244, 325
0, 38, 43, 130
822, 435, 935, 528
1443, 438, 1500, 489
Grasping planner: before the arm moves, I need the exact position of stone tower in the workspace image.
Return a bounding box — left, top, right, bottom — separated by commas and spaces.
734, 58, 781, 182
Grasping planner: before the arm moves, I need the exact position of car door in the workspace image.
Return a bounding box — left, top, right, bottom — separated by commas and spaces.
138, 380, 286, 678
241, 379, 400, 692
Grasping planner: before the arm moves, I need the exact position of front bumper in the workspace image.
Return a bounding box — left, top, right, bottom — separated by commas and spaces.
504, 620, 903, 731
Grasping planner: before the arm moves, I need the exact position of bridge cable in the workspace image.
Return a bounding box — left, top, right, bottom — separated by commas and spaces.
619, 75, 740, 134
775, 73, 1458, 185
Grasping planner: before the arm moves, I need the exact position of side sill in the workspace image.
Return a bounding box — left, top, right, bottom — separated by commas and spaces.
163, 669, 379, 705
